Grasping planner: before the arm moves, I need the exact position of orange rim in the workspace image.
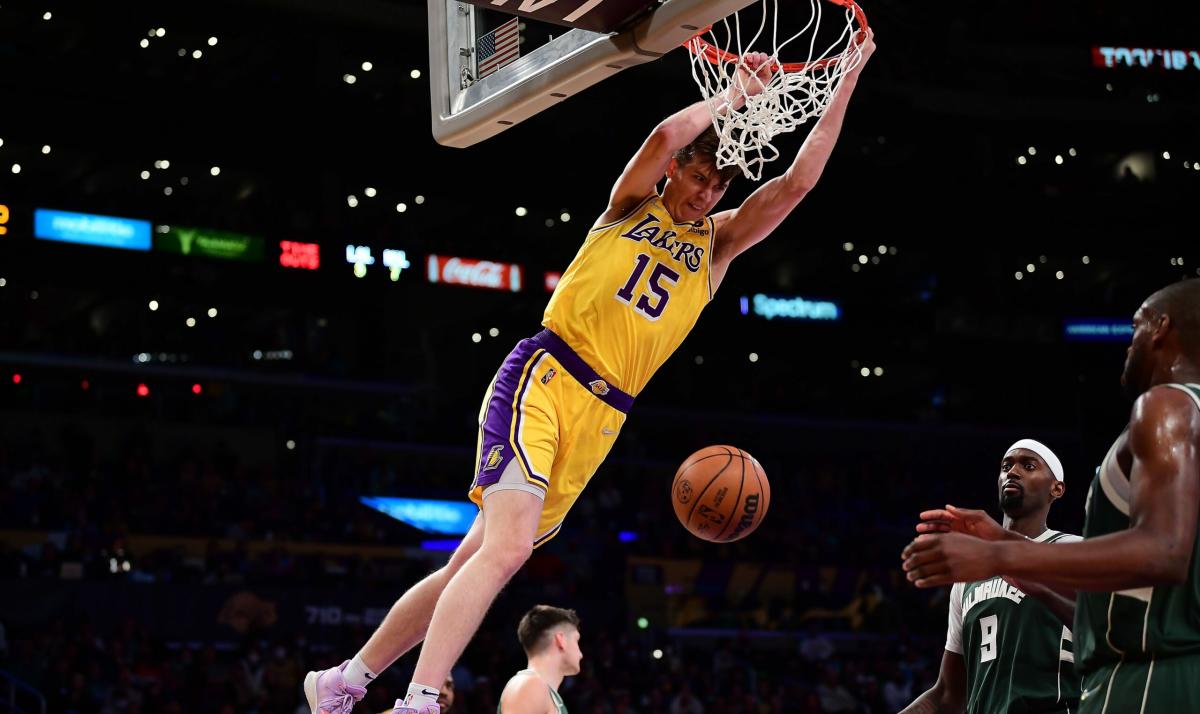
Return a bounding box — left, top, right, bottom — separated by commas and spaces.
684, 0, 868, 73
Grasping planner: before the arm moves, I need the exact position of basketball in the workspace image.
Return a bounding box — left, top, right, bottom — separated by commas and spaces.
671, 446, 770, 542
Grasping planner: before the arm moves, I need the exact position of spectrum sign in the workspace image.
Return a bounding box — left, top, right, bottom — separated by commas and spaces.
427, 254, 523, 292
740, 294, 841, 321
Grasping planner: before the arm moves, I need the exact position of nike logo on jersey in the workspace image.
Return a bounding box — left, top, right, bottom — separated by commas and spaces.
602, 428, 617, 436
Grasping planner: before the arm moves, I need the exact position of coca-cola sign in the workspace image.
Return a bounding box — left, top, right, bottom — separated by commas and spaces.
426, 254, 523, 292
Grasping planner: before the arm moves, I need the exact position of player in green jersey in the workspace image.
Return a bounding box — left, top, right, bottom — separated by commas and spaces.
902, 279, 1200, 713
902, 439, 1082, 714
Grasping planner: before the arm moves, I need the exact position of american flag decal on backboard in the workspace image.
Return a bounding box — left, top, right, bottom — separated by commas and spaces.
476, 17, 520, 79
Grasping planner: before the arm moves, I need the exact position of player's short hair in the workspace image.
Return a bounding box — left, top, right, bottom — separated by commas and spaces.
672, 126, 740, 184
1147, 278, 1200, 353
517, 605, 581, 655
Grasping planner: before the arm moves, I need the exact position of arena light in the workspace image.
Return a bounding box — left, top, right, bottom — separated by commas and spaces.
41, 145, 51, 155
410, 69, 422, 79
163, 187, 172, 196
873, 367, 883, 376
11, 164, 20, 174
877, 245, 887, 254
748, 352, 759, 363
471, 332, 482, 343
415, 195, 425, 204
488, 327, 499, 337
210, 166, 220, 176
1015, 272, 1023, 280
1069, 148, 1077, 157
1082, 256, 1091, 264
637, 617, 649, 629
207, 307, 218, 318
191, 383, 202, 395
694, 355, 704, 365
343, 73, 357, 84
860, 367, 869, 377
360, 496, 478, 535
185, 317, 196, 327
1026, 264, 1036, 273
140, 170, 150, 179
857, 254, 868, 264
1163, 151, 1171, 160
1056, 271, 1065, 280
1017, 156, 1027, 166
208, 37, 218, 46
155, 27, 165, 37
362, 61, 374, 72
364, 187, 377, 197
286, 440, 296, 450
560, 212, 571, 222
148, 300, 159, 311
11, 373, 21, 385
136, 383, 150, 397
192, 50, 202, 59
42, 11, 51, 20
515, 206, 527, 217
1028, 146, 1036, 156
396, 203, 408, 213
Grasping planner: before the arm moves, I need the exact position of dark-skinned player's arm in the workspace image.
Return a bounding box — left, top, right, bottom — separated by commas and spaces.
915, 509, 1080, 627
900, 650, 966, 714
596, 53, 773, 225
903, 386, 1200, 590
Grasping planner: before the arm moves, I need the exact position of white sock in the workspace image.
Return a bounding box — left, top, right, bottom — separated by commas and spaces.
343, 653, 379, 689
404, 681, 441, 708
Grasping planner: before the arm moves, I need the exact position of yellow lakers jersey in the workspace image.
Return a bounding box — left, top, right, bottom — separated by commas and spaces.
543, 194, 715, 396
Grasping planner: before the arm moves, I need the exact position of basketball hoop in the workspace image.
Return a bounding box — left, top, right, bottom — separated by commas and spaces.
684, 0, 869, 180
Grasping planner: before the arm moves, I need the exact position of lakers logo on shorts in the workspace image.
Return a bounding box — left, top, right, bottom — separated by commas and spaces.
588, 379, 610, 396
483, 444, 505, 471
541, 368, 557, 385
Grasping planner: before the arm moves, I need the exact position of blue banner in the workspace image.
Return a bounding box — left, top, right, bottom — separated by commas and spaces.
740, 294, 841, 321
1063, 319, 1134, 343
34, 208, 151, 251
360, 496, 478, 534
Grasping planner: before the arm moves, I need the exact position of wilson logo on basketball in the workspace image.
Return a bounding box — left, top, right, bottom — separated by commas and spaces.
728, 494, 761, 540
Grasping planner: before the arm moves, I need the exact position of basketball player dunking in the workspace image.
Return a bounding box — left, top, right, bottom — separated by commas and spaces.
304, 31, 876, 714
902, 279, 1200, 713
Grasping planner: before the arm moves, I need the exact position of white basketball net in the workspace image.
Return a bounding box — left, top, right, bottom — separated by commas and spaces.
686, 0, 866, 180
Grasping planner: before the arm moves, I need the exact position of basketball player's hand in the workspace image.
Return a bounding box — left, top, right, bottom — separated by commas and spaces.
915, 504, 1007, 541
901, 532, 999, 588
847, 27, 875, 75
733, 51, 774, 99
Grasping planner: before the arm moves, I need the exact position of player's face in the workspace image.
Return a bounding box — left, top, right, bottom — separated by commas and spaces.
560, 627, 583, 675
1121, 304, 1160, 399
663, 158, 730, 222
437, 677, 455, 710
997, 448, 1060, 517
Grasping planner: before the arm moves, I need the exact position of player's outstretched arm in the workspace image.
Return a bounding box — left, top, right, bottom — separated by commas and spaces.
598, 54, 773, 224
709, 29, 875, 269
900, 650, 966, 714
903, 386, 1200, 590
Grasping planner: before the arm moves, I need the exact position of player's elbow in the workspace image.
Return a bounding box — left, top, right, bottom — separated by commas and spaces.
1143, 534, 1192, 584
781, 167, 817, 197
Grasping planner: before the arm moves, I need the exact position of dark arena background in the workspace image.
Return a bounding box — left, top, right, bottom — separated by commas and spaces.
1, 0, 1198, 712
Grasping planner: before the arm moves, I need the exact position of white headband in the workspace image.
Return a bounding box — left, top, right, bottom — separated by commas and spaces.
1005, 439, 1064, 482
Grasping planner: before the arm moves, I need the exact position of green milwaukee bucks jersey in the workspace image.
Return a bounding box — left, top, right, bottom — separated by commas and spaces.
1074, 383, 1200, 711
948, 529, 1081, 714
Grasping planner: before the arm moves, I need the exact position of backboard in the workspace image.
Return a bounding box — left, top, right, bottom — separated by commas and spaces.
428, 0, 761, 147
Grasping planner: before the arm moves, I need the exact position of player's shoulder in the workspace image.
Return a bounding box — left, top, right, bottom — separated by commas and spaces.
501, 672, 551, 708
